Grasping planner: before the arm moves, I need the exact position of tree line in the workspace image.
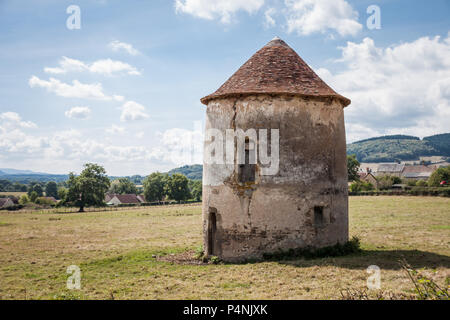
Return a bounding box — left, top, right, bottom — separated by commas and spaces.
59, 163, 201, 212
2, 163, 203, 212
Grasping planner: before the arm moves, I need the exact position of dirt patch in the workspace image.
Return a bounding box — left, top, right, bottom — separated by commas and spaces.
157, 250, 207, 265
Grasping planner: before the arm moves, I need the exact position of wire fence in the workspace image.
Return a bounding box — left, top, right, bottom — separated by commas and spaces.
4, 200, 202, 215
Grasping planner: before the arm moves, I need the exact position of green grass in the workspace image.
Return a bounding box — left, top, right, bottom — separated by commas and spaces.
430, 225, 450, 230
0, 197, 448, 300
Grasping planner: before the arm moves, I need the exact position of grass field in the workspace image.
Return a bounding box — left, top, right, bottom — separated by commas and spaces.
0, 196, 448, 300
0, 192, 26, 197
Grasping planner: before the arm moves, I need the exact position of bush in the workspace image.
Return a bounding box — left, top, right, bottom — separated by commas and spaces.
350, 181, 374, 193
18, 194, 29, 205
377, 175, 402, 190
35, 197, 55, 206
0, 204, 24, 211
428, 166, 450, 187
416, 180, 428, 187
340, 259, 449, 300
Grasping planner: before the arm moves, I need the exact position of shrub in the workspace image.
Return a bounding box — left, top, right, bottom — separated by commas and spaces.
405, 180, 417, 187
350, 181, 374, 193
1, 204, 24, 211
428, 166, 450, 187
340, 260, 449, 300
29, 191, 38, 203
402, 262, 449, 300
416, 180, 428, 187
209, 256, 221, 264
377, 175, 401, 190
35, 197, 55, 206
194, 246, 204, 260
19, 194, 29, 205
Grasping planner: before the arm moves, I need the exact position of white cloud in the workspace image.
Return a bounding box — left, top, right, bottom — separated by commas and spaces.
0, 112, 150, 163
317, 34, 450, 142
175, 0, 265, 24
65, 106, 91, 119
155, 121, 203, 166
0, 111, 204, 174
284, 0, 362, 37
264, 7, 276, 28
29, 76, 113, 100
44, 56, 140, 76
109, 40, 140, 56
0, 112, 43, 155
44, 57, 86, 74
0, 112, 37, 129
120, 101, 149, 122
113, 95, 125, 102
89, 59, 141, 76
106, 124, 126, 135
136, 131, 145, 139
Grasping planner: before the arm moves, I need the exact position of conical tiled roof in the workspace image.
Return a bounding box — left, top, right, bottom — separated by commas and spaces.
201, 37, 350, 107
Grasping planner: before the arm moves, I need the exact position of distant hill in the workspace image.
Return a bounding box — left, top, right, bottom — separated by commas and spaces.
0, 174, 69, 184
347, 133, 450, 163
0, 168, 47, 175
167, 164, 203, 180
1, 132, 447, 184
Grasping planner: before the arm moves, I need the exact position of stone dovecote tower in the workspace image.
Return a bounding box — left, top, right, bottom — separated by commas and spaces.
200, 37, 351, 262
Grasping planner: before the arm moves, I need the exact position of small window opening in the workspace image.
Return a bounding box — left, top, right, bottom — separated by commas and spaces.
238, 137, 256, 183
314, 206, 324, 227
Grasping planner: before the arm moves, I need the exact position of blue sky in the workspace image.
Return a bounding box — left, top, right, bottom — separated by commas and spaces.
0, 0, 449, 175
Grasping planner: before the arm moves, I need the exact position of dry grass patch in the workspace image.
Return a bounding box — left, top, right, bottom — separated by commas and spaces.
0, 197, 448, 299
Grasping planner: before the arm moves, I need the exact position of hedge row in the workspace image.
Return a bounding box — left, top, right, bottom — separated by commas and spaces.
0, 204, 24, 211
350, 187, 450, 197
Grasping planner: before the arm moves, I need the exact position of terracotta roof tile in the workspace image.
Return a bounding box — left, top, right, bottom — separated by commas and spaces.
201, 37, 350, 106
112, 194, 141, 204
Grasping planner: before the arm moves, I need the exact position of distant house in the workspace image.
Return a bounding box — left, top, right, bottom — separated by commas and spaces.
137, 195, 146, 203
429, 162, 450, 170
358, 163, 379, 174
107, 194, 141, 206
9, 196, 19, 204
358, 172, 378, 188
43, 196, 57, 203
401, 165, 434, 180
105, 194, 115, 203
374, 163, 405, 177
0, 198, 15, 208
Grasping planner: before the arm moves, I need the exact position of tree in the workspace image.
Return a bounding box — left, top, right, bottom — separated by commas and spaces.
347, 155, 360, 182
165, 173, 190, 202
377, 175, 402, 190
57, 187, 68, 202
19, 194, 29, 205
29, 191, 38, 203
428, 166, 450, 187
28, 183, 43, 197
108, 178, 137, 194
349, 181, 374, 193
45, 181, 58, 198
13, 182, 26, 192
143, 172, 168, 202
66, 163, 110, 212
189, 179, 202, 201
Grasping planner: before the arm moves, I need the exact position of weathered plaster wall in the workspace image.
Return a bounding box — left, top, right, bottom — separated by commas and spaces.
203, 94, 348, 262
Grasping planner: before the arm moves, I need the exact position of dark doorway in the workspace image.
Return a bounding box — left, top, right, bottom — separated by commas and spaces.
208, 208, 217, 256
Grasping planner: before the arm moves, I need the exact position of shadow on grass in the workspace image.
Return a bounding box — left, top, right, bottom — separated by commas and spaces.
276, 249, 450, 270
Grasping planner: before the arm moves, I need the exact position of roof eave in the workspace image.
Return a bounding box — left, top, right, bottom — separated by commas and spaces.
201, 92, 351, 107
